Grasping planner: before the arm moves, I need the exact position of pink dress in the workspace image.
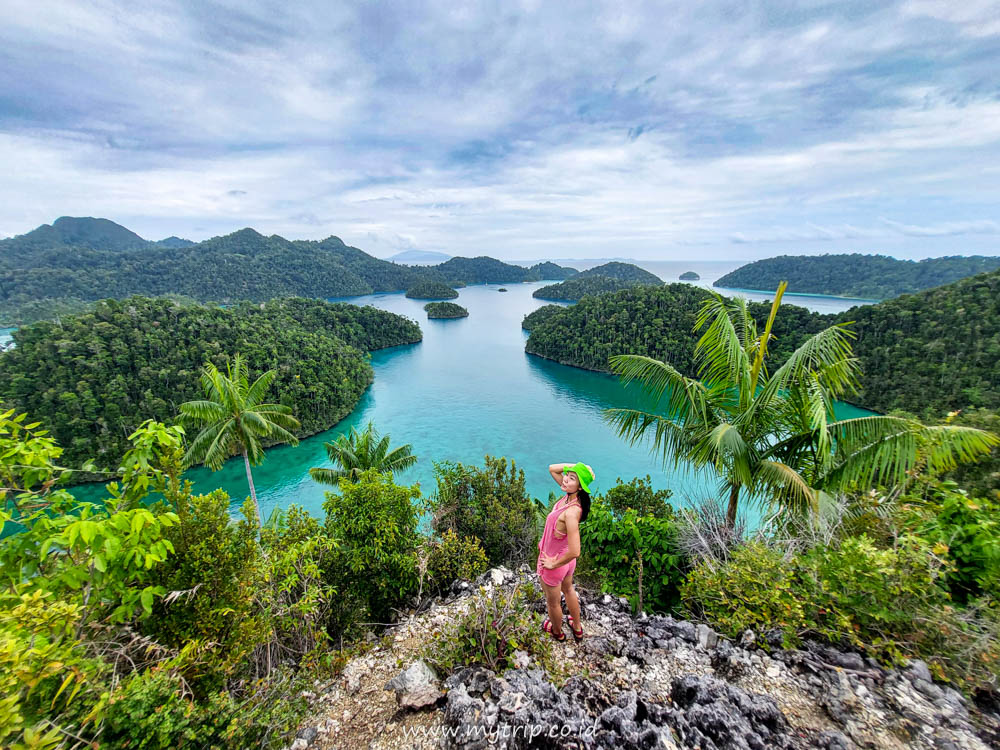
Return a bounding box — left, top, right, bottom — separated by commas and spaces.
537, 494, 579, 586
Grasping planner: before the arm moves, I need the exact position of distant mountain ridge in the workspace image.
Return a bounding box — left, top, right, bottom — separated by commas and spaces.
714, 253, 1000, 299
0, 217, 578, 324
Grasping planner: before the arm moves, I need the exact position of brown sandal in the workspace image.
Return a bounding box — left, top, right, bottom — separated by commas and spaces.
567, 614, 584, 643
542, 618, 567, 642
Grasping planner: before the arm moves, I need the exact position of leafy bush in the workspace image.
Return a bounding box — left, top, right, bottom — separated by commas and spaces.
259, 506, 338, 666
902, 481, 1000, 601
580, 497, 683, 614
681, 542, 807, 647
600, 475, 674, 518
424, 584, 554, 675
422, 529, 489, 596
144, 490, 263, 689
428, 456, 538, 567
796, 534, 954, 660
323, 469, 421, 623
0, 590, 107, 749
102, 658, 309, 750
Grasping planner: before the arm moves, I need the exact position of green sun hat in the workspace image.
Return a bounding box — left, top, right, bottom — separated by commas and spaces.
563, 462, 594, 493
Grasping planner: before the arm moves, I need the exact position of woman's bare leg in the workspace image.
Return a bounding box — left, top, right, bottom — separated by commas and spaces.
560, 573, 581, 632
541, 579, 564, 636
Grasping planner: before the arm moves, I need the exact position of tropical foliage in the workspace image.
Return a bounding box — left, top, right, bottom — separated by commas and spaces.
602, 284, 999, 524
424, 301, 469, 318
309, 421, 417, 486
714, 253, 1000, 299
405, 281, 459, 299
0, 295, 419, 467
428, 456, 538, 566
179, 353, 301, 526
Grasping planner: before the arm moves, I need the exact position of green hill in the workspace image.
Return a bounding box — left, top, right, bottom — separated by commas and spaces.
575, 261, 662, 284
714, 253, 1000, 299
425, 301, 469, 318
406, 281, 459, 299
0, 296, 421, 468
525, 269, 1000, 418
0, 218, 577, 324
532, 262, 663, 301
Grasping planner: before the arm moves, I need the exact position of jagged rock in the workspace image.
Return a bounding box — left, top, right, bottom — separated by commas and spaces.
295, 726, 318, 744
907, 659, 934, 685
385, 659, 444, 709
696, 623, 718, 650
672, 620, 697, 643
739, 629, 756, 648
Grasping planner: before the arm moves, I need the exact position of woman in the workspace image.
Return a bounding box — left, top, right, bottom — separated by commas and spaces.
537, 461, 593, 642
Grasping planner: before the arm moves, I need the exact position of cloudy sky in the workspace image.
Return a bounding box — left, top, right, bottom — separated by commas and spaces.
2, 1, 999, 261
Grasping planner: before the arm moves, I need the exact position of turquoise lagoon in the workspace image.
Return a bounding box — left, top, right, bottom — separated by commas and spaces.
67, 280, 873, 523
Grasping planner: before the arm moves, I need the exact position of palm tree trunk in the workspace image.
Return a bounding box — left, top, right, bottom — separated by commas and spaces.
726, 484, 740, 527
243, 447, 262, 527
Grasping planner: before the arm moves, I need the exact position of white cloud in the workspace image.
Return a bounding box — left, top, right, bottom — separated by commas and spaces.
1, 1, 999, 260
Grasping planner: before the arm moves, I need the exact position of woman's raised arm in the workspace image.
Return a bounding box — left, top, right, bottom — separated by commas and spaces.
548, 462, 573, 486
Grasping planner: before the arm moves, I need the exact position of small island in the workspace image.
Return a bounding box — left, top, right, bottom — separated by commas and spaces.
405, 281, 459, 300
424, 301, 469, 319
679, 271, 700, 280
498, 287, 508, 292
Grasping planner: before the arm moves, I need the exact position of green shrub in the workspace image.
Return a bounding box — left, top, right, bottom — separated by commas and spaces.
260, 506, 338, 665
600, 475, 674, 518
423, 529, 489, 595
905, 481, 1000, 601
681, 542, 807, 647
581, 497, 682, 614
323, 469, 421, 623
424, 584, 554, 675
102, 657, 309, 750
0, 590, 107, 749
797, 534, 954, 658
428, 456, 538, 567
144, 490, 264, 689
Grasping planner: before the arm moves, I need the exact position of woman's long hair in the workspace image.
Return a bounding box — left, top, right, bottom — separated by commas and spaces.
572, 489, 591, 523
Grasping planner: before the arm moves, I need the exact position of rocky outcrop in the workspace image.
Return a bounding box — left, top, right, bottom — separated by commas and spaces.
290, 567, 1000, 750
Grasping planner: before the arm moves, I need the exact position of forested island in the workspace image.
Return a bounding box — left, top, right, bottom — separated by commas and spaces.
526, 270, 1000, 419
0, 295, 421, 468
532, 261, 664, 300
714, 253, 1000, 299
0, 217, 577, 324
405, 281, 459, 300
679, 271, 700, 280
424, 301, 468, 318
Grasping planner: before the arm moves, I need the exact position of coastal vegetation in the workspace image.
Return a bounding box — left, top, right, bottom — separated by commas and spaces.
0, 217, 577, 324
179, 353, 302, 526
679, 271, 700, 280
424, 301, 469, 318
532, 261, 664, 301
714, 253, 1000, 299
405, 281, 459, 299
4, 396, 998, 749
521, 303, 566, 330
602, 283, 998, 525
525, 270, 1000, 419
308, 420, 417, 487
0, 296, 421, 468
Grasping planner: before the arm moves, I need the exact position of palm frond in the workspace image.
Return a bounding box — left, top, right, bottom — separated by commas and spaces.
602, 407, 693, 469
754, 459, 817, 516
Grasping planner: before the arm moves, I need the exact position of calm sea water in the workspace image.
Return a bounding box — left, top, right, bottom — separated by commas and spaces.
66, 280, 873, 525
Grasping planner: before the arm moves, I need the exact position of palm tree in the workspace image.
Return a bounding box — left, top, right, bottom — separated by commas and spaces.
309, 421, 416, 486
604, 283, 998, 526
178, 353, 301, 526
